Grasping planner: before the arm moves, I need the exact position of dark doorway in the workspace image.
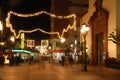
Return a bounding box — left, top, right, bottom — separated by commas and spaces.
95, 32, 103, 65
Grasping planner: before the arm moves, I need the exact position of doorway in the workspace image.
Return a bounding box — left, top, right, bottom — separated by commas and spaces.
95, 32, 103, 65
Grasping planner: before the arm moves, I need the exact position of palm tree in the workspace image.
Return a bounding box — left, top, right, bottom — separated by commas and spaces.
109, 29, 120, 46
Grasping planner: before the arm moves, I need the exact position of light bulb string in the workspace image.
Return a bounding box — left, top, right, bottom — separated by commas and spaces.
6, 10, 76, 39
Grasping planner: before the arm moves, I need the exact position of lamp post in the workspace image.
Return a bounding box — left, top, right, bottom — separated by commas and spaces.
0, 21, 3, 52
61, 37, 65, 43
60, 37, 66, 54
0, 21, 3, 37
0, 21, 3, 31
10, 36, 15, 51
81, 23, 89, 72
10, 36, 15, 42
61, 37, 66, 47
74, 40, 77, 61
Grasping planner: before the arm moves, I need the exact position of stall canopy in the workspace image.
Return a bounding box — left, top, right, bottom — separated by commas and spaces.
52, 50, 64, 53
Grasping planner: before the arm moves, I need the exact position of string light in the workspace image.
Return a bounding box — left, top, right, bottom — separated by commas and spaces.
6, 11, 76, 39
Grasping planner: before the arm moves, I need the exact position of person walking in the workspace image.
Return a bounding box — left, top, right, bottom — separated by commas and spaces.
38, 55, 45, 69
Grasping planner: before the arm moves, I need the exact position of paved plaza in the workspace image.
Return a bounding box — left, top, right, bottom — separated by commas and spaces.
0, 63, 120, 80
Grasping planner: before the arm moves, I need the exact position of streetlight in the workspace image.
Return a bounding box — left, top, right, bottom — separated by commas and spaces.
0, 21, 3, 52
10, 36, 15, 42
74, 40, 77, 61
60, 37, 66, 53
81, 23, 89, 71
0, 21, 3, 36
61, 37, 65, 43
10, 36, 15, 51
0, 21, 3, 31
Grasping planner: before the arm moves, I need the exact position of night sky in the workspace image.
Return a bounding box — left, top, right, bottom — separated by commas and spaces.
4, 0, 51, 40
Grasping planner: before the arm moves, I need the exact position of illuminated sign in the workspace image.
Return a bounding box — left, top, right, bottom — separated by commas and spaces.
41, 40, 48, 46
27, 39, 35, 48
21, 33, 25, 49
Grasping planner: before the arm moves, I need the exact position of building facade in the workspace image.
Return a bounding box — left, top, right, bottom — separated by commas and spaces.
50, 0, 88, 55
82, 0, 120, 65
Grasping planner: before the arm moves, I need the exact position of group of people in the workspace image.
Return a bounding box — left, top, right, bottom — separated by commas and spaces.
38, 54, 53, 68
0, 53, 75, 68
7, 54, 24, 66
60, 55, 74, 66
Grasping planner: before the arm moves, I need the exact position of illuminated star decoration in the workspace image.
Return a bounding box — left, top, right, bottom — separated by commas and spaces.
6, 11, 76, 39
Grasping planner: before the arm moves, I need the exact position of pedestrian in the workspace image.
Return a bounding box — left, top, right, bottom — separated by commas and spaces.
38, 55, 45, 69
61, 56, 65, 66
64, 56, 69, 67
0, 55, 5, 66
28, 56, 33, 64
68, 55, 74, 66
9, 55, 15, 66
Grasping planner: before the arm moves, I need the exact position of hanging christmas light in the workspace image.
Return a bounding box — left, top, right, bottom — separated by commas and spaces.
6, 11, 76, 39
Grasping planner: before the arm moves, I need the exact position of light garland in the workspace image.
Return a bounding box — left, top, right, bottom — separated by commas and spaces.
6, 11, 76, 39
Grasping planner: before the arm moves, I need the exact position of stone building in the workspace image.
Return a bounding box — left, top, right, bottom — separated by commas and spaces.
82, 0, 120, 65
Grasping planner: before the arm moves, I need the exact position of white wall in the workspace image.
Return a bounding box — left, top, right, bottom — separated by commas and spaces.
82, 0, 117, 58
103, 0, 116, 58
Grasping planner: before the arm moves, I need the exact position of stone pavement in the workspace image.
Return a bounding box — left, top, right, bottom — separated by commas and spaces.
0, 63, 120, 80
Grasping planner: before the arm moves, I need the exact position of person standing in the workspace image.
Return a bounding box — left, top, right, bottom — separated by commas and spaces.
0, 55, 5, 66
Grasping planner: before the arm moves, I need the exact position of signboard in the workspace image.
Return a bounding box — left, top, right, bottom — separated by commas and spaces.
21, 33, 25, 49
27, 39, 35, 48
41, 40, 48, 47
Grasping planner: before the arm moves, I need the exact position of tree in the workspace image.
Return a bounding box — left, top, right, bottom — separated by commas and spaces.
109, 29, 120, 46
